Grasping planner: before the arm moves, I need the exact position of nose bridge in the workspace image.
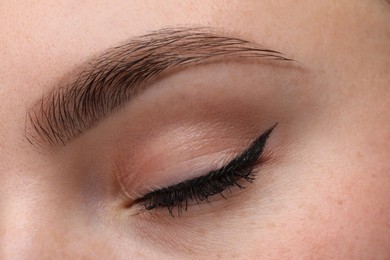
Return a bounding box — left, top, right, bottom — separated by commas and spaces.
1, 194, 40, 258
0, 100, 54, 257
1, 176, 43, 255
0, 134, 118, 257
0, 169, 120, 259
0, 173, 71, 258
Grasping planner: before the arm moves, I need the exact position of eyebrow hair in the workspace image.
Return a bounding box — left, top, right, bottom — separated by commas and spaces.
26, 27, 292, 148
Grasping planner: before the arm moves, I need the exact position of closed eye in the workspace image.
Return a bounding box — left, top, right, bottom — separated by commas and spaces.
135, 123, 277, 217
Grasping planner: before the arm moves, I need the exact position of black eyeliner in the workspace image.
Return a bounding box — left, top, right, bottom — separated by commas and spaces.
138, 123, 277, 216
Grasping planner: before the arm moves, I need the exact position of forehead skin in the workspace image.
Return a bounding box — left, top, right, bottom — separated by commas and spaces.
1, 0, 390, 258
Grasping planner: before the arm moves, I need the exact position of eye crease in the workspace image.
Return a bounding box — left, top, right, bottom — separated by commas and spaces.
135, 123, 278, 217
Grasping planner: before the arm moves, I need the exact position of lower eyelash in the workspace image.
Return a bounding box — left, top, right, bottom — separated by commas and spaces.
135, 124, 277, 217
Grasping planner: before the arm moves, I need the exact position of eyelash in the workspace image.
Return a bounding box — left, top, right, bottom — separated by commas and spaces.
136, 123, 277, 217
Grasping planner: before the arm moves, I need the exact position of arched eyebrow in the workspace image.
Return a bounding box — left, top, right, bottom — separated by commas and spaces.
26, 27, 293, 148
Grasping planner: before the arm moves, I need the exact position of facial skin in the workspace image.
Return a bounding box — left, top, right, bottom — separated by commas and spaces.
1, 0, 390, 258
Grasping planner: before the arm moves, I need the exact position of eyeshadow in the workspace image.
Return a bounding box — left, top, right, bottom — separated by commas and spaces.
136, 123, 278, 216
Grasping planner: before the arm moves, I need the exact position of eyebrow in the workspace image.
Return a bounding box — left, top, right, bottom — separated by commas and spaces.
26, 27, 293, 148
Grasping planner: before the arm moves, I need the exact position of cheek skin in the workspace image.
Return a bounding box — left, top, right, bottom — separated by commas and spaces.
234, 172, 387, 259
286, 180, 388, 259
271, 143, 390, 258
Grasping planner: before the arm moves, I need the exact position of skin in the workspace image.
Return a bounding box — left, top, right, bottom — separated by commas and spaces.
1, 0, 390, 259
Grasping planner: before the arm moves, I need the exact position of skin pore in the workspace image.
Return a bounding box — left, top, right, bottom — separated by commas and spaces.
1, 0, 390, 259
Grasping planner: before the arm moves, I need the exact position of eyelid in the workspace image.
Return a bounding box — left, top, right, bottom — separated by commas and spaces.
114, 123, 258, 199
135, 123, 277, 215
136, 149, 241, 193
116, 148, 241, 202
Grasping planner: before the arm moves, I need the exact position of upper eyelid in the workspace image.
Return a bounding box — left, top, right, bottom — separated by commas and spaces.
139, 123, 277, 199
